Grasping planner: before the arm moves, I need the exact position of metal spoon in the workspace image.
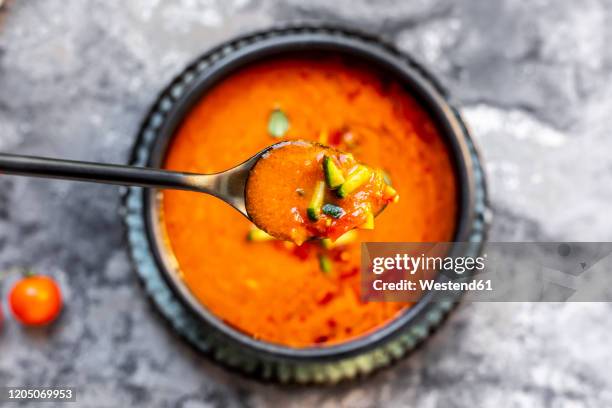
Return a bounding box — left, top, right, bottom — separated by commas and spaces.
0, 144, 281, 218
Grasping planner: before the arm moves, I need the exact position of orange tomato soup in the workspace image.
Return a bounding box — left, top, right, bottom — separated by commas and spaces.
162, 57, 457, 347
246, 141, 398, 243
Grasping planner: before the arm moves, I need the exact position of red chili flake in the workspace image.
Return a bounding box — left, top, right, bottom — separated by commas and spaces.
328, 129, 344, 146
314, 335, 329, 344
330, 249, 344, 262
272, 241, 287, 251
317, 292, 334, 305
292, 243, 312, 260
347, 89, 361, 101
340, 267, 359, 279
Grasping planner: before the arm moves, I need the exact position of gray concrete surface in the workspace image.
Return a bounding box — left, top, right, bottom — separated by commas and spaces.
1, 0, 611, 407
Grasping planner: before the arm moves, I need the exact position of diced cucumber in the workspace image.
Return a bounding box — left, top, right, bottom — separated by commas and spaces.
322, 203, 346, 219
384, 184, 399, 201
335, 229, 358, 246
323, 156, 345, 189
307, 181, 326, 221
360, 210, 375, 230
247, 227, 275, 242
320, 230, 358, 249
320, 238, 333, 249
382, 170, 393, 186
318, 254, 333, 274
337, 165, 371, 198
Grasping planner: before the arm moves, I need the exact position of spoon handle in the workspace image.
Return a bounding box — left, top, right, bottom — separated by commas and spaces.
0, 152, 207, 192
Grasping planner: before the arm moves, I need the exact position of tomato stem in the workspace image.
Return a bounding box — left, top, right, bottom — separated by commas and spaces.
23, 268, 35, 278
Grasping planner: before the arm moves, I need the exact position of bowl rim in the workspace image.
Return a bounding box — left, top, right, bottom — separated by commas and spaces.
138, 24, 483, 361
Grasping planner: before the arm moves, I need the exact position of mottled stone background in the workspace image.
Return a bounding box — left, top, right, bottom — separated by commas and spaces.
0, 0, 611, 407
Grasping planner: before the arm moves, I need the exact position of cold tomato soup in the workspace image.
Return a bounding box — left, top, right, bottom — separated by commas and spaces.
162, 57, 457, 348
246, 141, 399, 244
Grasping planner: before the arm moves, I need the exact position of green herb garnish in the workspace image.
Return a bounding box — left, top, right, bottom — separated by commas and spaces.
322, 203, 346, 219
268, 108, 289, 138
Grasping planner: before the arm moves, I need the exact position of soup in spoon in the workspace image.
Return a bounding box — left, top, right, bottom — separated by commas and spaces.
246, 140, 398, 244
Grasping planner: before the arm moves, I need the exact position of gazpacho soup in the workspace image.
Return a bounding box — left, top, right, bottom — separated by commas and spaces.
162, 56, 457, 348
246, 140, 400, 244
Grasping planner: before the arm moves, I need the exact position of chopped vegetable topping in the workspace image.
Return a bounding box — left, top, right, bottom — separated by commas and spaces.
318, 254, 333, 274
382, 170, 393, 186
307, 181, 326, 221
384, 184, 400, 203
320, 238, 333, 249
268, 109, 289, 138
323, 156, 345, 189
337, 165, 371, 198
322, 203, 346, 219
361, 210, 375, 230
247, 227, 275, 242
335, 229, 358, 246
320, 229, 358, 249
245, 141, 399, 243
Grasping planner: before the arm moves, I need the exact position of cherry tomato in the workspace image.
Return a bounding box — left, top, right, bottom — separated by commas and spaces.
9, 275, 62, 325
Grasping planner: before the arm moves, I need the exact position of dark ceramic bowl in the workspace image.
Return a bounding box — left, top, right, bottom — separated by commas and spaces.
122, 24, 490, 384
